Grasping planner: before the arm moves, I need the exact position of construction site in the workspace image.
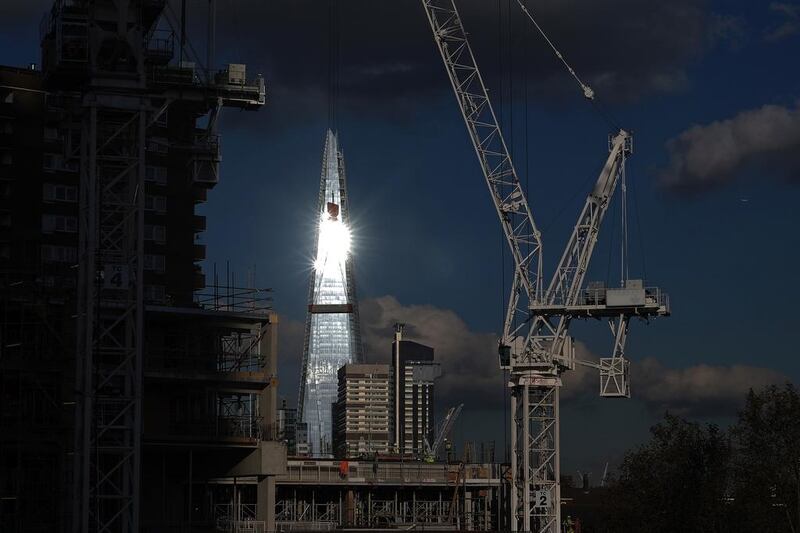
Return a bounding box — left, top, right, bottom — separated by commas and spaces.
0, 1, 673, 533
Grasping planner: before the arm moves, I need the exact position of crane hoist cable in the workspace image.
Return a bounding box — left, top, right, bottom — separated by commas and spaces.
517, 0, 636, 274
515, 0, 622, 131
515, 0, 594, 101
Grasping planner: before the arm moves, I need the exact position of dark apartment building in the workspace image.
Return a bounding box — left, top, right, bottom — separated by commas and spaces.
391, 335, 441, 456
0, 1, 284, 532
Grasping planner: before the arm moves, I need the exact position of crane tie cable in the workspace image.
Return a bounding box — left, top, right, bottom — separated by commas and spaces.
515, 0, 595, 101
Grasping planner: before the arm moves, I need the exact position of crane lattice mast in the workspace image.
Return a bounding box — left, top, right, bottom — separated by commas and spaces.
420, 2, 669, 532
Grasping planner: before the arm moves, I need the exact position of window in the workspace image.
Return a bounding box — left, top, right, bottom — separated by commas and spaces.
0, 211, 10, 228
0, 119, 12, 135
144, 224, 166, 243
3, 92, 13, 104
144, 285, 166, 303
43, 127, 59, 141
146, 137, 169, 154
145, 165, 168, 185
144, 254, 165, 273
145, 194, 166, 213
42, 214, 78, 233
43, 183, 78, 203
42, 155, 78, 173
1, 152, 11, 166
43, 153, 60, 171
41, 245, 77, 263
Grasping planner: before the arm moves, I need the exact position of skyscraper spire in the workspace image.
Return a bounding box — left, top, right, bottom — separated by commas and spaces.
298, 130, 363, 457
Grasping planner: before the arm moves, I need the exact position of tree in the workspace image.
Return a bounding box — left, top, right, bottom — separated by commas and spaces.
729, 384, 800, 533
602, 413, 730, 533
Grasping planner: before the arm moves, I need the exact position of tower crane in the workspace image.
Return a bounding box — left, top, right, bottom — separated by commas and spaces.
423, 403, 463, 462
420, 2, 670, 532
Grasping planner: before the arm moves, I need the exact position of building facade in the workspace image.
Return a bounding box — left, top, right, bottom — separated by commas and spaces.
392, 329, 441, 456
298, 130, 363, 457
333, 364, 392, 458
0, 1, 285, 531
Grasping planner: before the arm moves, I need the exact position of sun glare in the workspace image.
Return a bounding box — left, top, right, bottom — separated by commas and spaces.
313, 213, 351, 271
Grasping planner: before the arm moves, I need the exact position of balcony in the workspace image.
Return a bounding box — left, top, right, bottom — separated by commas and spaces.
145, 313, 269, 377
192, 214, 207, 232
193, 268, 205, 290
192, 187, 207, 204
193, 243, 206, 261
145, 30, 174, 66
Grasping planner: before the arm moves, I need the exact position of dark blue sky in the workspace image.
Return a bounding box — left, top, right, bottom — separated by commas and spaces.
3, 0, 799, 474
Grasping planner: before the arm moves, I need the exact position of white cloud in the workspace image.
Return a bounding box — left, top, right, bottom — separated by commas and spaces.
659, 102, 800, 192
278, 296, 788, 419
635, 357, 787, 416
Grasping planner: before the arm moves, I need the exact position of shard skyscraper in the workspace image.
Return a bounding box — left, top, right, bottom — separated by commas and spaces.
299, 130, 363, 457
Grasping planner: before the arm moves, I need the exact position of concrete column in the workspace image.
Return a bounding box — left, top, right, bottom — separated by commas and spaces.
257, 476, 276, 532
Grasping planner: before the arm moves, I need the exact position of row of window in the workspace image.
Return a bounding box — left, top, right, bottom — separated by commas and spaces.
0, 123, 60, 140
39, 245, 166, 274
145, 165, 168, 184
144, 285, 166, 302
144, 224, 166, 243
43, 183, 77, 202
146, 137, 169, 154
42, 183, 167, 213
144, 254, 166, 273
40, 215, 168, 243
43, 153, 78, 172
41, 244, 77, 263
42, 214, 77, 233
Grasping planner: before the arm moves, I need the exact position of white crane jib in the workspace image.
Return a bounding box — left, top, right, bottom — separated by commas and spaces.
421, 2, 669, 533
420, 0, 544, 356
426, 403, 463, 460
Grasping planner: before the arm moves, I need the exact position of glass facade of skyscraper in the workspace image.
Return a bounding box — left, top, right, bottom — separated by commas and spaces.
298, 130, 362, 456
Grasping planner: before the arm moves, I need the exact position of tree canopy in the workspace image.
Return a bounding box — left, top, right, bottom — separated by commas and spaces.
596, 383, 800, 533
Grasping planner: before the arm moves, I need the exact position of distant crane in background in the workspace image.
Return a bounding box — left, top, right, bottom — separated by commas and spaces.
600, 462, 610, 488
420, 1, 670, 532
423, 403, 463, 462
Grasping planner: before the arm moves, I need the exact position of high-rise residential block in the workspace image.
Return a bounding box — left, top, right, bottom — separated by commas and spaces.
333, 364, 392, 458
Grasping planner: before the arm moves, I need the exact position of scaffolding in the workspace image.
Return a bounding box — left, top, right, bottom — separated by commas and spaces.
34, 0, 271, 530
274, 460, 505, 531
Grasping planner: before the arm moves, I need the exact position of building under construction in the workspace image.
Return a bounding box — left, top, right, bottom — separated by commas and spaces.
275, 458, 508, 531
0, 1, 285, 532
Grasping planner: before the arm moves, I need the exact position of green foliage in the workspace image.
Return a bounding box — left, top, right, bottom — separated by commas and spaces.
598, 383, 800, 533
729, 384, 800, 533
602, 414, 730, 533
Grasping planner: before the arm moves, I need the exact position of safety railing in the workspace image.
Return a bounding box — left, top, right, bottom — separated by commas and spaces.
170, 417, 277, 441
194, 284, 273, 313
145, 350, 265, 374
279, 461, 502, 485
576, 284, 670, 309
